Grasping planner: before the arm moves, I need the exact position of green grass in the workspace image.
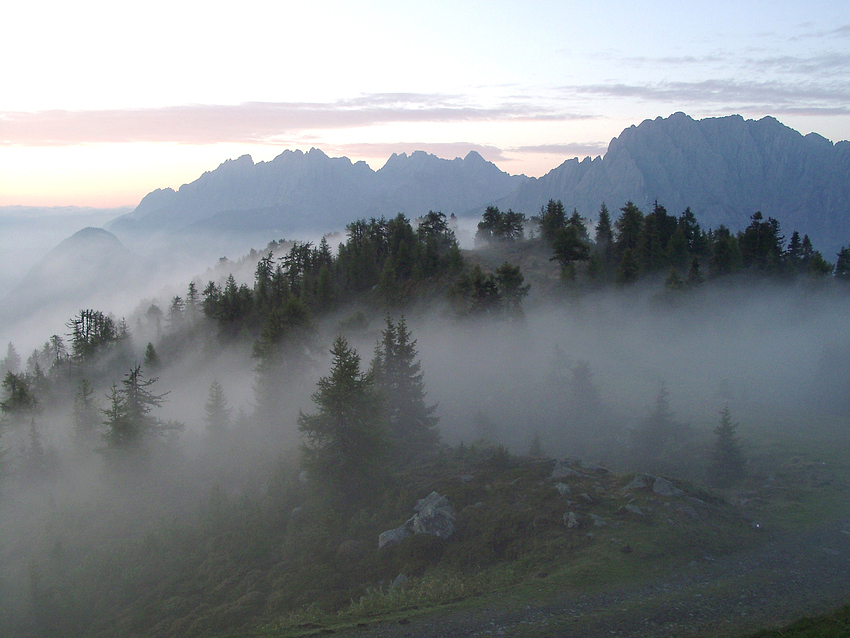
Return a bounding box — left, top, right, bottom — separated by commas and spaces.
748, 604, 850, 638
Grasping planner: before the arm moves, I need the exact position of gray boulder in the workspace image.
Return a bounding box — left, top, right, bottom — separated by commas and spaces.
411, 491, 455, 539
555, 482, 571, 495
564, 511, 581, 528
652, 477, 684, 497
624, 474, 651, 490
378, 527, 410, 549
379, 491, 456, 548
551, 459, 584, 479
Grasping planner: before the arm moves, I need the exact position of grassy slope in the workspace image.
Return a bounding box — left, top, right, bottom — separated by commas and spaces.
237, 436, 848, 638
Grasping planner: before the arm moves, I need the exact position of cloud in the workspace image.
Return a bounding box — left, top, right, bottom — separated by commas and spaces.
568, 79, 850, 113
510, 142, 607, 157
0, 95, 590, 146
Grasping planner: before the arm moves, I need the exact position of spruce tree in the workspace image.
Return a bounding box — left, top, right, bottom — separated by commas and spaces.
710, 406, 745, 487
143, 343, 161, 371
1, 343, 21, 375
298, 337, 386, 497
372, 316, 439, 460
204, 381, 231, 439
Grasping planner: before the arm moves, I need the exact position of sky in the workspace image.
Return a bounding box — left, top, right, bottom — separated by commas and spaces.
1, 0, 849, 208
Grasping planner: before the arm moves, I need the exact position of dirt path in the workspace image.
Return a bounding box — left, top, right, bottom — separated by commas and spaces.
336, 513, 850, 637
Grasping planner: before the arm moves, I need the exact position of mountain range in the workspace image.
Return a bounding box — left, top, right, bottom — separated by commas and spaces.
504, 112, 850, 254
108, 112, 850, 256
109, 149, 526, 240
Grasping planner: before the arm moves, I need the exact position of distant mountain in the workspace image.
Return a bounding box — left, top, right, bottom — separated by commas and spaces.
0, 227, 150, 328
109, 114, 850, 257
504, 112, 850, 255
0, 205, 131, 298
109, 149, 527, 240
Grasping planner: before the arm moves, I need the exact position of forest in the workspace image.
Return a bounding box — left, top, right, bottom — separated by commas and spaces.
1, 200, 849, 637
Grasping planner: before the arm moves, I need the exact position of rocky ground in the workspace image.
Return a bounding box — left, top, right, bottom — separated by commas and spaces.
327, 462, 850, 638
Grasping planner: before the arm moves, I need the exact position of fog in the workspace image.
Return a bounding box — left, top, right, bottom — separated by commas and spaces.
1, 236, 849, 636
0, 206, 130, 298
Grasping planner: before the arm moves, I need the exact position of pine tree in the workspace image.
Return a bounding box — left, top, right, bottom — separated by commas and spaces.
298, 337, 386, 497
710, 406, 745, 487
372, 316, 439, 460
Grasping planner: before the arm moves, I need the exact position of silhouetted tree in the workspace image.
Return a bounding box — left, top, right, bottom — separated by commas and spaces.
536, 199, 567, 243
495, 262, 530, 317
835, 246, 850, 281
631, 383, 678, 466
66, 310, 118, 363
298, 336, 386, 498
371, 316, 438, 460
1, 372, 37, 424
143, 343, 161, 371
102, 365, 181, 449
476, 206, 526, 243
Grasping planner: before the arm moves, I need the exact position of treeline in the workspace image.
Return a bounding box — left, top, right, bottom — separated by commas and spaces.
200, 212, 462, 338
479, 200, 850, 286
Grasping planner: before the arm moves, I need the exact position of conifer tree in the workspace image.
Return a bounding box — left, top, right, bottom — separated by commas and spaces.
204, 380, 231, 438
631, 383, 677, 465
72, 379, 99, 445
252, 296, 314, 423
143, 343, 161, 371
1, 372, 38, 424
709, 406, 745, 487
595, 203, 614, 259
102, 365, 181, 449
1, 343, 21, 376
298, 336, 386, 497
495, 262, 530, 317
835, 246, 850, 281
536, 199, 567, 243
371, 316, 439, 460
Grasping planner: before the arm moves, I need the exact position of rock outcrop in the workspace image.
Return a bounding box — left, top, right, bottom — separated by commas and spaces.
378, 491, 456, 549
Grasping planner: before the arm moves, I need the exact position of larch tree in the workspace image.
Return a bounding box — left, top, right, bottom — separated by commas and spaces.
102, 365, 181, 450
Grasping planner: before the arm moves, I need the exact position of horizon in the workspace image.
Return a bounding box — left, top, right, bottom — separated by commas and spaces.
2, 1, 849, 208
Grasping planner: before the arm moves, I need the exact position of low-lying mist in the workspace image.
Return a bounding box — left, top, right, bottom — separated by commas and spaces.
1, 247, 849, 637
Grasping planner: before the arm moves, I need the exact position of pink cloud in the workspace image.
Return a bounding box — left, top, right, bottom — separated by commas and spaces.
0, 96, 589, 146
